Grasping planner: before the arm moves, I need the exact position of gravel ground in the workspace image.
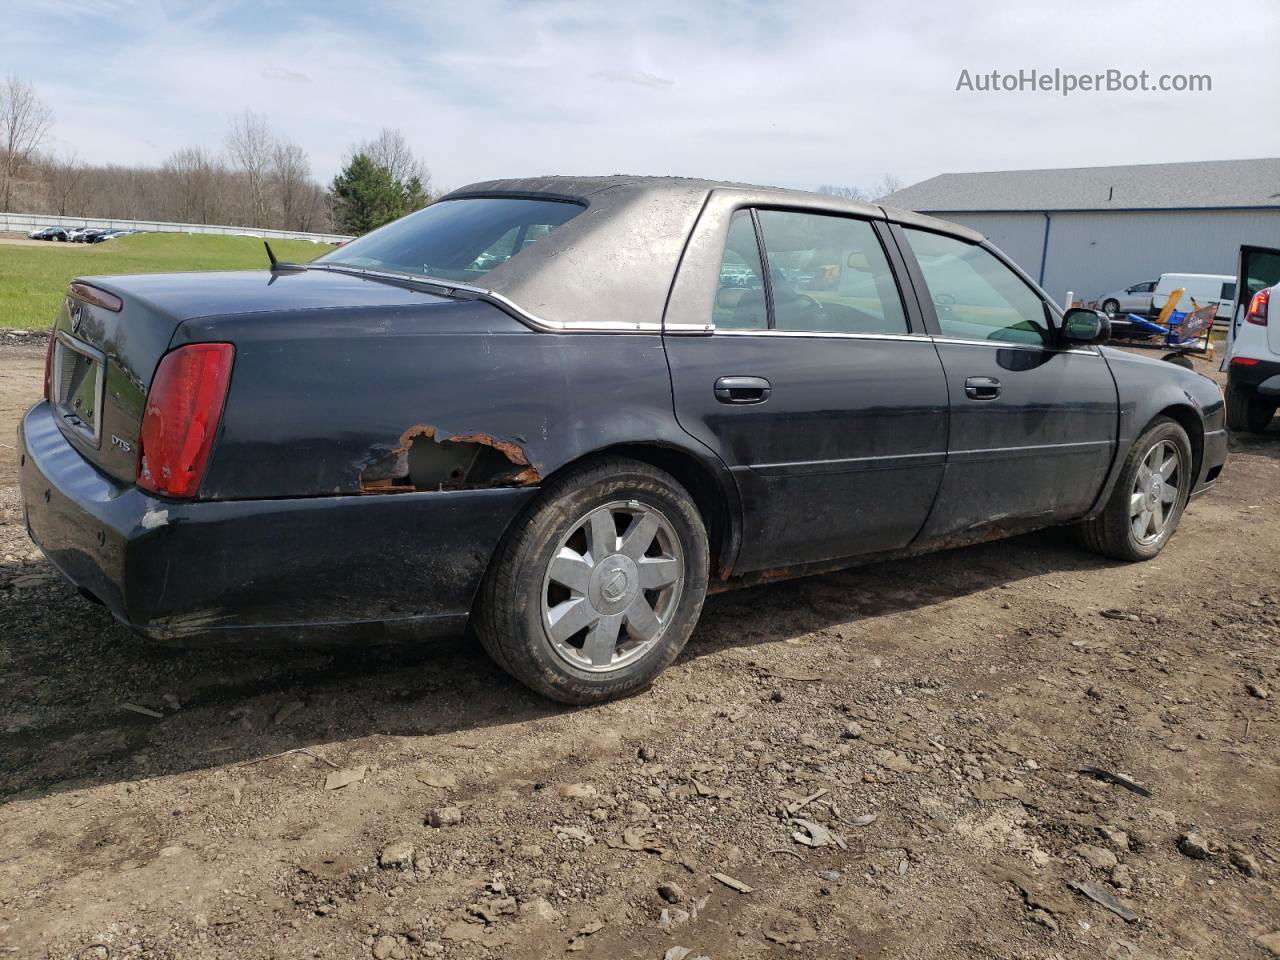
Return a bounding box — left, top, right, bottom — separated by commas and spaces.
1, 341, 1278, 960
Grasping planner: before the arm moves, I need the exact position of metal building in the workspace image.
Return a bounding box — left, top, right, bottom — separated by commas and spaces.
881, 158, 1280, 304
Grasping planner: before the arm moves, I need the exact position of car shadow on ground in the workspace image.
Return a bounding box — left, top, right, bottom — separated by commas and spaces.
1229, 425, 1280, 459
0, 526, 1119, 806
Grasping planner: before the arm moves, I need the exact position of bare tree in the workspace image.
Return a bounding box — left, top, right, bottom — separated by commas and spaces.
45, 150, 87, 216
271, 140, 313, 231
356, 128, 431, 195
162, 146, 225, 224
225, 110, 276, 227
816, 184, 869, 202
0, 74, 53, 211
871, 174, 903, 201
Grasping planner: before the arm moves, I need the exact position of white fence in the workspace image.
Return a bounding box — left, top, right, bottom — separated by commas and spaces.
0, 211, 351, 245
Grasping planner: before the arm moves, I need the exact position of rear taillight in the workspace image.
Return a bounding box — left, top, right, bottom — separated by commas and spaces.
137, 343, 234, 498
43, 334, 55, 402
1231, 356, 1260, 367
1246, 288, 1270, 326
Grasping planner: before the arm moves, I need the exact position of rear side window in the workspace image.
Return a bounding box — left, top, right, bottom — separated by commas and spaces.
756, 210, 908, 335
904, 229, 1048, 345
319, 197, 583, 282
712, 210, 768, 330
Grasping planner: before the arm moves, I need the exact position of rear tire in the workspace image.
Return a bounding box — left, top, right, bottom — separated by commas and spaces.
1102, 299, 1120, 316
1077, 417, 1192, 562
1162, 353, 1194, 370
1226, 384, 1275, 434
474, 456, 709, 704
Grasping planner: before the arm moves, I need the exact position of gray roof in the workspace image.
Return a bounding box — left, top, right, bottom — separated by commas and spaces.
881, 158, 1280, 213
436, 176, 980, 332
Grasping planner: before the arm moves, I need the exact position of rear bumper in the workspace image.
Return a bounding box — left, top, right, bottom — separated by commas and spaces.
18, 401, 536, 646
1227, 357, 1280, 394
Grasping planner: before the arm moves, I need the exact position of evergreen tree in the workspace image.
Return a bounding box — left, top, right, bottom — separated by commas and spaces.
402, 175, 431, 214
329, 153, 401, 235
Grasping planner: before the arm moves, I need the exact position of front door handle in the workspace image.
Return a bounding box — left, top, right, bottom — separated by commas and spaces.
714, 376, 772, 404
964, 376, 1001, 400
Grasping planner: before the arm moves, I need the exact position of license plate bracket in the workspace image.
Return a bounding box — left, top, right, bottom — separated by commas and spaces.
52, 332, 106, 447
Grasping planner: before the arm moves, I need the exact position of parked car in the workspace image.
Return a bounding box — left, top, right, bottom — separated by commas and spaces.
64, 226, 96, 242
1222, 244, 1280, 434
28, 226, 69, 241
1151, 272, 1236, 321
1097, 279, 1156, 316
18, 177, 1228, 704
74, 227, 109, 243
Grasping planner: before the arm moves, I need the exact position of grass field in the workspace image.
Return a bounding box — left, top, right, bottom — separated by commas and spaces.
0, 233, 329, 329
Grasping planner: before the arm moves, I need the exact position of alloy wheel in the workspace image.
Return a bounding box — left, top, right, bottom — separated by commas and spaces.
541, 500, 685, 672
1129, 439, 1183, 544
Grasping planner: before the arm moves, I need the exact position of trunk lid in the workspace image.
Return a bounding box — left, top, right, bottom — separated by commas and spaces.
48, 268, 455, 486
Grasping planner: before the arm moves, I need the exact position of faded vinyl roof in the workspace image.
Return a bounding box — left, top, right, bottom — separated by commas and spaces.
442, 174, 975, 238
880, 157, 1280, 213
432, 175, 984, 332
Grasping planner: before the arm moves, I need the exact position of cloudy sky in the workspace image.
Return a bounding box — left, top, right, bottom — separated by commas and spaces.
5, 0, 1279, 194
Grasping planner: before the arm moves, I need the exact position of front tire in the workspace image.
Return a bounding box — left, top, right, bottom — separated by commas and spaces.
474, 457, 709, 704
1077, 417, 1193, 562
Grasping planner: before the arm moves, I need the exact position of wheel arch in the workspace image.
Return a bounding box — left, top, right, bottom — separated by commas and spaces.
538, 441, 742, 581
1151, 403, 1204, 485
1083, 394, 1207, 521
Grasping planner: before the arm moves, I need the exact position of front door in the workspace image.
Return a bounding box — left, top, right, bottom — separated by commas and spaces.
664, 205, 949, 572
1122, 281, 1155, 314
894, 226, 1118, 542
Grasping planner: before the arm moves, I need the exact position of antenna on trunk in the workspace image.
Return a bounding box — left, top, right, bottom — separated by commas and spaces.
264, 241, 306, 273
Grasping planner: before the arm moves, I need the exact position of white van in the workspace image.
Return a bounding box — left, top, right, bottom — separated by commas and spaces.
1151, 273, 1236, 320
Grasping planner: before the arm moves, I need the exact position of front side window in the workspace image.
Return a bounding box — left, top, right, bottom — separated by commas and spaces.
756, 210, 908, 335
318, 197, 583, 282
1136, 281, 1156, 293
904, 229, 1048, 345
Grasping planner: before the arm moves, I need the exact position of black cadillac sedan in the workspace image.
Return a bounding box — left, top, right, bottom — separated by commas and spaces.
18, 176, 1228, 703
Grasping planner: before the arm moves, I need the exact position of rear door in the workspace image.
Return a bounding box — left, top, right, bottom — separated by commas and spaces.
893, 226, 1118, 541
663, 200, 948, 572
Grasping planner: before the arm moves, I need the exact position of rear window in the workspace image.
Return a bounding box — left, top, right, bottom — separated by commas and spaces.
318, 197, 583, 282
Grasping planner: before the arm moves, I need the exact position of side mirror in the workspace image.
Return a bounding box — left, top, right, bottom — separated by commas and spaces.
1061, 307, 1110, 345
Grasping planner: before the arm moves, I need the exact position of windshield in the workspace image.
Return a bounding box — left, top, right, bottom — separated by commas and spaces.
316, 197, 584, 283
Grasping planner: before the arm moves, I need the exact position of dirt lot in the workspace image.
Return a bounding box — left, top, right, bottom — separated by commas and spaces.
0, 236, 83, 249
1, 340, 1278, 960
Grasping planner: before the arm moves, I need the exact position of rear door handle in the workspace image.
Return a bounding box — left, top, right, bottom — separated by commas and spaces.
714, 376, 772, 404
964, 376, 1001, 400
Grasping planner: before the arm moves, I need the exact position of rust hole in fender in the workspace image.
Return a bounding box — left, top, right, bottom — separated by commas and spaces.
359, 425, 541, 494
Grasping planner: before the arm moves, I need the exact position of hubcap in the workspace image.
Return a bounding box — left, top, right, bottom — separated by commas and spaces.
541, 500, 684, 672
1129, 439, 1182, 544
